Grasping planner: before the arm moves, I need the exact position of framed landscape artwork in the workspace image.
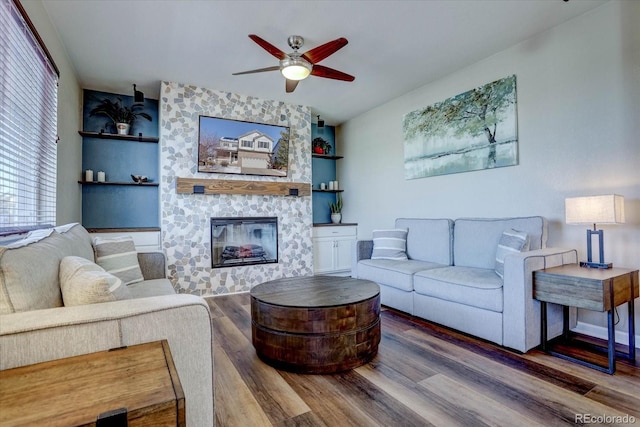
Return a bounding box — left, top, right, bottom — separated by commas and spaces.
403, 75, 518, 179
198, 115, 290, 177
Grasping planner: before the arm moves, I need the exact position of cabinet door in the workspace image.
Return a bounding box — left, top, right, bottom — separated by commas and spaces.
313, 238, 335, 274
334, 237, 354, 273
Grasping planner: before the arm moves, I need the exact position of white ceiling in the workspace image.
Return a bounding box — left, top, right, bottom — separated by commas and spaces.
41, 0, 606, 125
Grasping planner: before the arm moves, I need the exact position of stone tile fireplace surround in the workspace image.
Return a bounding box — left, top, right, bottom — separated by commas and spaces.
159, 82, 313, 295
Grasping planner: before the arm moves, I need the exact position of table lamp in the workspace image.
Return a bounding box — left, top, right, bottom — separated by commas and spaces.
565, 194, 625, 269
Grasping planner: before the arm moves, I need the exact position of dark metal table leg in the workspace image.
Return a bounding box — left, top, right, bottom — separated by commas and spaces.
541, 301, 548, 351
563, 305, 570, 340
607, 282, 616, 374
607, 308, 616, 374
629, 285, 636, 361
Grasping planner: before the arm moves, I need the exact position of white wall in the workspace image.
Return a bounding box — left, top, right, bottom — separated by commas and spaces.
21, 1, 82, 226
339, 1, 639, 336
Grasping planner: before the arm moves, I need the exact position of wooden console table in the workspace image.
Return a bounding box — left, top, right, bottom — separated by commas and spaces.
0, 340, 185, 426
533, 264, 638, 374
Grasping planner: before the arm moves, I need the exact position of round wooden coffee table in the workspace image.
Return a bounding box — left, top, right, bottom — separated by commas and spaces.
250, 275, 381, 374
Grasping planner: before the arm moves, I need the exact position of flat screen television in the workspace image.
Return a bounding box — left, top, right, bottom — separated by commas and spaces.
198, 115, 290, 177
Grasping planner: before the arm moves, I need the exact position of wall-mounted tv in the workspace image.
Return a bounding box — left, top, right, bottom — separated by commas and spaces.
198, 115, 290, 177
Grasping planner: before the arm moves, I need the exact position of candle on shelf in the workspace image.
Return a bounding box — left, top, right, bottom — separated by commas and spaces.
333, 180, 339, 190
328, 181, 335, 190
85, 169, 93, 182
320, 182, 326, 190
97, 171, 106, 182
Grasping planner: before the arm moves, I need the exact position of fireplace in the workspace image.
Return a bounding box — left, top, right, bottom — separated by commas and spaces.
210, 217, 278, 268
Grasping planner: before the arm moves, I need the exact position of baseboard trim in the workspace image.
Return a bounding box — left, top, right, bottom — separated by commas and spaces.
573, 321, 640, 350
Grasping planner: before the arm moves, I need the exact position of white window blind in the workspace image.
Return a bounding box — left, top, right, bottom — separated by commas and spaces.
0, 0, 58, 236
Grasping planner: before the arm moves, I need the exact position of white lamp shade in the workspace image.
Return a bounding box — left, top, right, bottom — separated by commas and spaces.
565, 194, 625, 225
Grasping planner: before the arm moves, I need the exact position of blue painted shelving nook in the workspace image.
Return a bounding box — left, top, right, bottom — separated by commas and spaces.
311, 124, 341, 224
80, 89, 159, 230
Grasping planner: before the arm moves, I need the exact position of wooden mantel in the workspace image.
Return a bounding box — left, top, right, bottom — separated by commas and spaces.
176, 177, 311, 197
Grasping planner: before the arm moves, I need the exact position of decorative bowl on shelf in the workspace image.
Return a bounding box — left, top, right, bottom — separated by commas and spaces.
131, 174, 150, 183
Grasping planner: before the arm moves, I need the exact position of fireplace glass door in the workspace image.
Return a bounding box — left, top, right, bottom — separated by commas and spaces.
210, 217, 278, 268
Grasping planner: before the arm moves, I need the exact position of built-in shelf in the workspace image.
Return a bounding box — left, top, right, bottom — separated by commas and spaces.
312, 189, 344, 193
78, 181, 159, 186
312, 154, 343, 160
313, 223, 358, 227
85, 227, 161, 233
78, 131, 159, 143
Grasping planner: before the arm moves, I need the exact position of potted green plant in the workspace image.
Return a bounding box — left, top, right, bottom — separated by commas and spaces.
89, 97, 152, 135
312, 137, 332, 155
329, 193, 342, 224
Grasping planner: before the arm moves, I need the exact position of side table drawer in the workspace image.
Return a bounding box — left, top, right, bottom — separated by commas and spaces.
534, 265, 638, 311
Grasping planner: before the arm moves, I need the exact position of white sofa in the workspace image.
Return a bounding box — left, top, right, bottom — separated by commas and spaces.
353, 217, 578, 353
0, 223, 213, 427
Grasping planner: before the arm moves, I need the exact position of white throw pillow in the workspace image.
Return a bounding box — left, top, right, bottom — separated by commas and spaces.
93, 236, 144, 285
495, 229, 530, 278
371, 229, 409, 260
60, 256, 131, 306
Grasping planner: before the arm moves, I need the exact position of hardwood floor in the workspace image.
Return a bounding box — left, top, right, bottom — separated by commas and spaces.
206, 293, 639, 426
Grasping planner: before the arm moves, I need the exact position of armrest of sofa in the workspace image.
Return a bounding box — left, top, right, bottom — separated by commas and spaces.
0, 294, 213, 427
137, 251, 166, 279
352, 240, 373, 278
502, 247, 578, 353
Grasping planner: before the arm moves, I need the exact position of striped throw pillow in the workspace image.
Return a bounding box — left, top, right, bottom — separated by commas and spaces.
371, 229, 408, 260
93, 236, 144, 285
495, 229, 529, 278
60, 256, 131, 306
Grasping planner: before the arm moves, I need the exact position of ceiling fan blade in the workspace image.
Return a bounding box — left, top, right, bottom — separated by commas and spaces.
311, 65, 355, 82
232, 65, 280, 76
302, 38, 348, 64
248, 34, 287, 60
285, 79, 299, 93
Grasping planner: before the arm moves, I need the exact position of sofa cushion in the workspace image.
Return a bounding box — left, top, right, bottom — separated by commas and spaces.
371, 229, 408, 260
454, 217, 546, 269
93, 236, 144, 285
414, 266, 503, 312
127, 279, 176, 298
0, 224, 94, 314
358, 258, 446, 292
395, 218, 453, 265
494, 229, 530, 278
60, 256, 131, 306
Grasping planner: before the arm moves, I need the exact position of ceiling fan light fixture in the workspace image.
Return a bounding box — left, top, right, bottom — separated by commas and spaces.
280, 56, 312, 81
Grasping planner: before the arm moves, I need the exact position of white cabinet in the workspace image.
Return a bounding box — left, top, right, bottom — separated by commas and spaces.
312, 225, 357, 275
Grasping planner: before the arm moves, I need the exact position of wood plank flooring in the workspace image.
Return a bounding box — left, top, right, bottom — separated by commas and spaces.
206, 293, 639, 427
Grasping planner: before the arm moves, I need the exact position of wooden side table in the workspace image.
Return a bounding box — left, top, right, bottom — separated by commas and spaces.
533, 264, 638, 374
0, 340, 185, 426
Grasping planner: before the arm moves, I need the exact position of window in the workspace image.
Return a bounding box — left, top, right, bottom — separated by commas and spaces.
258, 140, 270, 150
0, 0, 59, 236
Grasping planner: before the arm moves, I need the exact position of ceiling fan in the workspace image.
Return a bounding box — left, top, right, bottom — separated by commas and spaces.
232, 34, 355, 93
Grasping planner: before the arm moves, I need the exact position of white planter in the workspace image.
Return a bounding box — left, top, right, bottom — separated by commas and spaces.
331, 213, 342, 224
115, 123, 131, 135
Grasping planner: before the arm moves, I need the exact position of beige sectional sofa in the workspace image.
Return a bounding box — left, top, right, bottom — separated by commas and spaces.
0, 223, 213, 427
353, 217, 578, 353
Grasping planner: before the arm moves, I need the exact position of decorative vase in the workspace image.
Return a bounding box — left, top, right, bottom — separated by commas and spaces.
331, 213, 342, 224
115, 123, 130, 135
